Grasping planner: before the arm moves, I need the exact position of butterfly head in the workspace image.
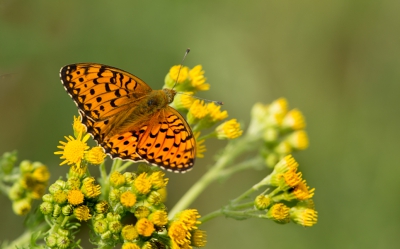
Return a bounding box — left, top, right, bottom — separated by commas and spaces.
162, 88, 177, 104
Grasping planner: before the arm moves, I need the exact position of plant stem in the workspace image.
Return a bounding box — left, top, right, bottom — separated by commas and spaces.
219, 156, 264, 179
199, 209, 224, 223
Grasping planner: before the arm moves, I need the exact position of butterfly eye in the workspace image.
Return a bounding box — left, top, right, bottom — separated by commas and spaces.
148, 99, 156, 106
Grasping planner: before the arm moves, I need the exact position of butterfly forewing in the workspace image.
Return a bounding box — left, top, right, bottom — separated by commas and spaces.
60, 63, 152, 121
60, 63, 196, 173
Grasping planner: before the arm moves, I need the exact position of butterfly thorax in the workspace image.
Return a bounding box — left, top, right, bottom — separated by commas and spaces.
104, 89, 176, 138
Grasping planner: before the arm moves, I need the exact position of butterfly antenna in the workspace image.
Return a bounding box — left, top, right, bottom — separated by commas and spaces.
177, 92, 224, 106
172, 48, 191, 90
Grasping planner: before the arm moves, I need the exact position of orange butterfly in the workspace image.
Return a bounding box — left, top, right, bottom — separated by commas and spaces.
60, 63, 196, 173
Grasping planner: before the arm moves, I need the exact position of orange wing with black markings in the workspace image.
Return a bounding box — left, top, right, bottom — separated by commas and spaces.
60, 63, 196, 173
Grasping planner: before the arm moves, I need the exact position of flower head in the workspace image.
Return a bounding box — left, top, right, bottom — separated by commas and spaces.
282, 109, 306, 130
136, 218, 155, 237
168, 221, 190, 246
194, 132, 206, 158
266, 203, 290, 224
74, 205, 92, 221
290, 206, 318, 227
67, 189, 84, 205
215, 119, 243, 139
121, 225, 139, 241
189, 65, 210, 91
85, 146, 106, 165
54, 133, 90, 167
73, 116, 86, 138
120, 191, 137, 208
134, 172, 152, 195
191, 229, 207, 247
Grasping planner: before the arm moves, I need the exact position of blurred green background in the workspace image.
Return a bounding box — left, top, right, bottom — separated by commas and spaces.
1, 0, 400, 248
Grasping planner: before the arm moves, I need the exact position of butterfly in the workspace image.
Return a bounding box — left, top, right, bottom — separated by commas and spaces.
60, 63, 196, 173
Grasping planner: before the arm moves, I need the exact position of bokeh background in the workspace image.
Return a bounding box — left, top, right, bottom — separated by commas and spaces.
1, 0, 400, 248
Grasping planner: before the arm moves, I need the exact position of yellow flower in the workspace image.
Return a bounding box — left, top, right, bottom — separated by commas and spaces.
176, 209, 201, 230
169, 65, 189, 84
85, 146, 106, 165
254, 195, 271, 210
274, 155, 299, 173
120, 191, 137, 208
121, 225, 139, 241
287, 130, 309, 150
283, 170, 302, 188
134, 206, 151, 219
168, 221, 190, 245
268, 98, 288, 117
54, 133, 90, 167
157, 187, 167, 203
206, 102, 228, 122
12, 198, 31, 216
135, 218, 155, 237
149, 210, 168, 226
134, 173, 152, 195
67, 189, 84, 205
194, 132, 206, 158
53, 190, 68, 205
172, 92, 195, 110
74, 205, 92, 221
81, 177, 101, 199
292, 180, 315, 200
282, 109, 306, 130
191, 229, 207, 247
290, 206, 318, 227
110, 171, 126, 188
149, 171, 168, 189
187, 100, 208, 125
189, 65, 210, 91
32, 165, 50, 183
94, 200, 109, 214
69, 164, 88, 179
266, 203, 290, 224
122, 242, 140, 249
73, 115, 86, 138
215, 119, 243, 139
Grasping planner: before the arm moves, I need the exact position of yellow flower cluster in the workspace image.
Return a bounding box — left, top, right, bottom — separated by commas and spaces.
7, 160, 50, 215
256, 155, 317, 227
248, 98, 309, 167
40, 173, 102, 222
164, 65, 243, 159
168, 209, 205, 249
104, 168, 206, 248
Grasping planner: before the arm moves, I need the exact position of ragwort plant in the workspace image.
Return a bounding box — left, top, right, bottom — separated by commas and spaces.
0, 63, 317, 249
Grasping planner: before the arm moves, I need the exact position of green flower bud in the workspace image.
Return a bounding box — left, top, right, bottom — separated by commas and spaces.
108, 220, 122, 234
40, 202, 54, 215
56, 235, 71, 249
52, 204, 61, 217
45, 234, 58, 248
42, 193, 54, 203
0, 151, 17, 174
95, 200, 109, 214
19, 160, 32, 173
8, 183, 25, 201
106, 213, 121, 222
93, 219, 108, 234
49, 183, 62, 194
62, 204, 74, 216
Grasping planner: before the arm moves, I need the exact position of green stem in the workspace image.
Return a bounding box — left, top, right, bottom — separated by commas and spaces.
199, 209, 224, 223
117, 161, 134, 172
168, 135, 259, 218
4, 223, 49, 249
231, 175, 271, 205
